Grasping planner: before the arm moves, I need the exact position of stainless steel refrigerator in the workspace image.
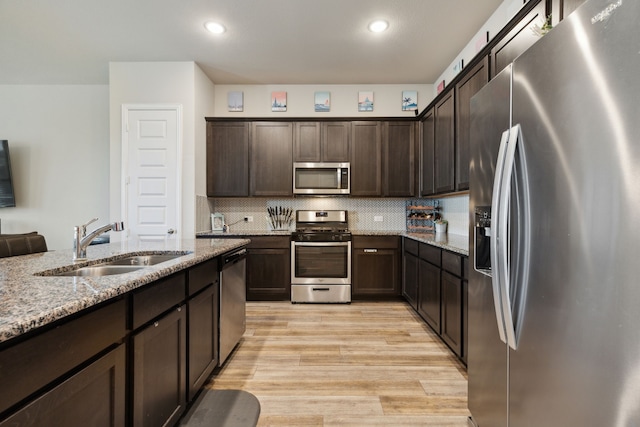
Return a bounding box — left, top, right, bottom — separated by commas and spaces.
468, 0, 640, 425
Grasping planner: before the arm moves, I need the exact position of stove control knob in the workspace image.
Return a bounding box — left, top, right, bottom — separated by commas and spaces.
332, 235, 337, 241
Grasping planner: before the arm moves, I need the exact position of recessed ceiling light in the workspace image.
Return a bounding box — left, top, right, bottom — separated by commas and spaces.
204, 21, 226, 34
368, 20, 389, 33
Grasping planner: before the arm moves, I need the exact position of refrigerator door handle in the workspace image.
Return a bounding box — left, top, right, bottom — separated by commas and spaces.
490, 129, 510, 345
498, 124, 523, 350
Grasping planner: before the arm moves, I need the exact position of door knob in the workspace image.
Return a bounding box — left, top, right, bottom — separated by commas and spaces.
167, 228, 176, 235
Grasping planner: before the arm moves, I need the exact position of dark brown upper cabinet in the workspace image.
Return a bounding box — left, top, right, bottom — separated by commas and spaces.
383, 121, 416, 197
491, 0, 547, 78
434, 90, 456, 194
420, 108, 436, 197
350, 121, 382, 196
250, 122, 293, 196
294, 122, 351, 162
206, 121, 249, 197
551, 0, 587, 26
454, 56, 489, 192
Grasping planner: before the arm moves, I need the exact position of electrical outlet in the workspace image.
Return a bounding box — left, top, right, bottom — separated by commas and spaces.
374, 215, 383, 222
244, 216, 254, 222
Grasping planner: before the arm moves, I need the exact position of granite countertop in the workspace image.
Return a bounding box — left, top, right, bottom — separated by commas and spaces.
0, 238, 250, 344
196, 229, 469, 255
403, 232, 469, 256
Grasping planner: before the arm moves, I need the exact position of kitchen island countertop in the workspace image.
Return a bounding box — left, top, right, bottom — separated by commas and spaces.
0, 238, 249, 344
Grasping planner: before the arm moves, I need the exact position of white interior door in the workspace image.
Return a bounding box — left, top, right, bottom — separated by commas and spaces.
123, 105, 182, 242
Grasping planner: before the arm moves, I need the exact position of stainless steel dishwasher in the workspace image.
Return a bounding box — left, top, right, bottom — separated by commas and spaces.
218, 247, 247, 366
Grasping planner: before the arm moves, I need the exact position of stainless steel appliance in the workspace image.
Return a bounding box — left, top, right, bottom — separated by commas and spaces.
291, 210, 351, 303
293, 162, 350, 195
218, 247, 247, 365
469, 1, 640, 425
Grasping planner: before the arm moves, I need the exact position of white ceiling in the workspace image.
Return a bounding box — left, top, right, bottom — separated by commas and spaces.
0, 0, 503, 85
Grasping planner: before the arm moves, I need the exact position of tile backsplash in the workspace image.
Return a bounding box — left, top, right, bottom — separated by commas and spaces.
196, 194, 470, 236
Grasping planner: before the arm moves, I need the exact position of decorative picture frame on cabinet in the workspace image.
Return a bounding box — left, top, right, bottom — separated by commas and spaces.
314, 91, 330, 112
437, 80, 446, 94
271, 91, 287, 112
227, 91, 243, 112
402, 91, 418, 111
358, 91, 374, 112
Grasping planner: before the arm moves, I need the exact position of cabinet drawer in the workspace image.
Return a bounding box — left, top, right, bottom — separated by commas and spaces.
247, 236, 290, 249
442, 251, 462, 277
353, 235, 399, 249
419, 243, 441, 266
0, 298, 127, 415
404, 237, 419, 256
188, 257, 219, 296
132, 273, 186, 330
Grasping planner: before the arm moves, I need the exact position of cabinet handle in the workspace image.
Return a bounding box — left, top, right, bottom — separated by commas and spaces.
364, 249, 378, 253
177, 306, 182, 312
154, 321, 159, 328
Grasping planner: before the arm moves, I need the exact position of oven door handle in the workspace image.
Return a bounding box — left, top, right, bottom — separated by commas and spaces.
292, 241, 351, 247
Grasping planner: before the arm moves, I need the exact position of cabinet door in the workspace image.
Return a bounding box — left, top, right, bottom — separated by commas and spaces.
403, 251, 419, 310
133, 306, 187, 427
352, 238, 400, 297
492, 0, 546, 78
434, 90, 455, 194
294, 122, 321, 162
383, 121, 416, 197
420, 108, 436, 196
187, 283, 219, 400
0, 345, 126, 427
206, 121, 249, 197
322, 121, 351, 162
418, 259, 441, 333
250, 122, 293, 196
350, 121, 382, 196
247, 240, 290, 301
455, 56, 489, 191
441, 271, 463, 357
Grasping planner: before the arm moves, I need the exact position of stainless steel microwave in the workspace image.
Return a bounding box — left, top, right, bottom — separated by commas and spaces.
293, 162, 350, 195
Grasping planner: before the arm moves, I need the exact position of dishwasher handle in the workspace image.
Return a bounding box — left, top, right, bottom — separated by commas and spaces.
220, 248, 247, 271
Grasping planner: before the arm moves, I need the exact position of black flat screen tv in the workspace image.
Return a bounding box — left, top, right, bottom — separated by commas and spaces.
0, 140, 16, 208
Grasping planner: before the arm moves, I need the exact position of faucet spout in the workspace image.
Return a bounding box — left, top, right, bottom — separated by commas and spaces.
73, 220, 125, 261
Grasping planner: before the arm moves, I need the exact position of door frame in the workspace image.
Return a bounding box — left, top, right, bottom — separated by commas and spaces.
121, 104, 183, 241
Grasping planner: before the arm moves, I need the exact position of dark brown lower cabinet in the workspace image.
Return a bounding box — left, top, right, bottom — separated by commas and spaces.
187, 283, 219, 400
0, 344, 126, 427
132, 306, 187, 427
402, 240, 419, 310
418, 258, 441, 333
441, 271, 463, 356
352, 236, 401, 298
246, 236, 290, 301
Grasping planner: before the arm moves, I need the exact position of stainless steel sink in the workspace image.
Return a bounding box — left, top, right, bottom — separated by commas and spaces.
36, 251, 191, 277
55, 265, 145, 277
106, 254, 184, 266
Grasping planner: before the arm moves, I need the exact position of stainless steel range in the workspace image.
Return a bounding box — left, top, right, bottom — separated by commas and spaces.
290, 210, 351, 303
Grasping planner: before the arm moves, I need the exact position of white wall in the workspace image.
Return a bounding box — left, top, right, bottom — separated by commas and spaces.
213, 84, 433, 118
0, 85, 109, 250
109, 62, 215, 241
434, 0, 529, 96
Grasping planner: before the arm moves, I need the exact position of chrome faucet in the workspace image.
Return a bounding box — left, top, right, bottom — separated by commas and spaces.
73, 218, 125, 261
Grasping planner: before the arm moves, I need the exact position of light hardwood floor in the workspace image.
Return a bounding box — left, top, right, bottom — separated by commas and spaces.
206, 301, 470, 426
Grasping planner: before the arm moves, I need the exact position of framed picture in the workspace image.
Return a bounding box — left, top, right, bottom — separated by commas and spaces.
271, 91, 287, 112
453, 59, 464, 74
402, 91, 418, 111
227, 91, 243, 112
314, 91, 330, 112
358, 91, 374, 112
437, 80, 446, 94
211, 213, 225, 232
